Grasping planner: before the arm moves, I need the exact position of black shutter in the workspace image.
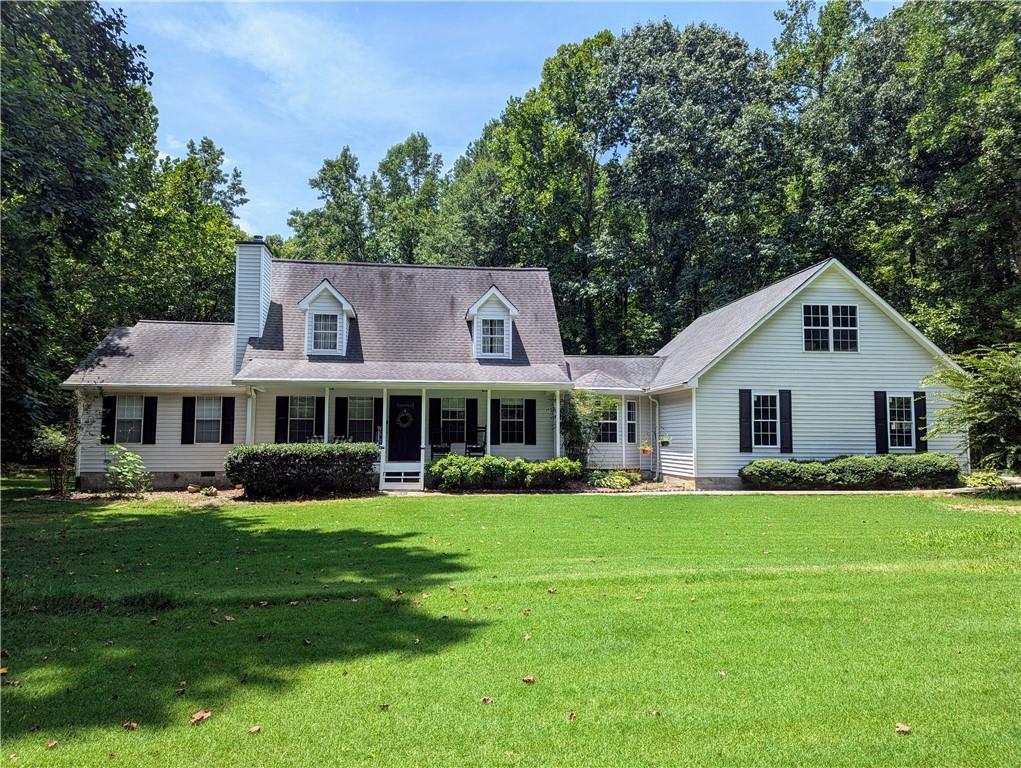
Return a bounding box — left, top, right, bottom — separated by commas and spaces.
101, 396, 116, 444
913, 391, 927, 453
220, 397, 235, 444
429, 398, 442, 443
779, 390, 792, 454
335, 397, 348, 440
275, 396, 289, 443
525, 399, 537, 445
181, 396, 195, 445
315, 397, 326, 439
738, 389, 752, 453
142, 396, 158, 444
490, 398, 501, 445
874, 391, 888, 454
466, 398, 478, 444
373, 398, 383, 443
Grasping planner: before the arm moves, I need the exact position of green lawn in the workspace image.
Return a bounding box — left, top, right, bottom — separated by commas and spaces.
2, 484, 1019, 767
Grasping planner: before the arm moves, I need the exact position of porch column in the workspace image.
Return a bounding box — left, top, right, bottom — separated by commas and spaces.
554, 390, 561, 457
420, 387, 427, 470
245, 387, 255, 444
620, 395, 626, 468
323, 386, 331, 444
485, 389, 492, 454
379, 387, 389, 490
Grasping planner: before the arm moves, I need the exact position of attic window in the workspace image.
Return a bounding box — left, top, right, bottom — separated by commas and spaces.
312, 313, 339, 351
481, 318, 505, 355
803, 304, 858, 352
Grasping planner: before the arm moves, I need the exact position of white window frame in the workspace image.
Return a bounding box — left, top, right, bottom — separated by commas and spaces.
500, 398, 525, 445
479, 318, 506, 357
752, 390, 780, 449
887, 392, 915, 450
440, 397, 466, 443
195, 396, 222, 444
802, 303, 859, 353
312, 312, 340, 352
347, 396, 374, 443
625, 399, 638, 444
288, 395, 317, 443
115, 395, 144, 444
595, 403, 619, 444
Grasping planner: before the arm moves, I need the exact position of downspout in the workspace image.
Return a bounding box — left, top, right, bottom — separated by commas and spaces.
650, 395, 661, 481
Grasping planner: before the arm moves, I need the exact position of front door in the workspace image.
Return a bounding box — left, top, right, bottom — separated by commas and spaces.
387, 395, 422, 461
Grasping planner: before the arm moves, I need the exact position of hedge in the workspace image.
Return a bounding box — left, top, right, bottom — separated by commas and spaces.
427, 454, 582, 491
738, 452, 961, 490
225, 442, 379, 499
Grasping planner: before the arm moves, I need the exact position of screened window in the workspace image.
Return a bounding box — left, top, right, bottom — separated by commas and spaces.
626, 400, 638, 444
312, 313, 339, 351
596, 404, 618, 444
289, 396, 316, 443
347, 397, 374, 443
481, 318, 505, 355
115, 395, 143, 443
195, 396, 222, 444
831, 305, 858, 351
803, 304, 830, 351
753, 393, 778, 448
803, 304, 858, 352
887, 394, 914, 448
500, 398, 524, 444
441, 397, 466, 443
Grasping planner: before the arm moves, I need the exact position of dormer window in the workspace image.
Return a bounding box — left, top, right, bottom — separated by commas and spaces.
298, 279, 356, 357
312, 313, 339, 351
466, 285, 518, 360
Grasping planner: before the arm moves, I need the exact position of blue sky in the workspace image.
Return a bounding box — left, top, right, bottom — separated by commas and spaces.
115, 2, 890, 236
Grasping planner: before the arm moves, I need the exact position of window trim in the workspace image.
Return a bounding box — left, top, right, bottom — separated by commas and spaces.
499, 397, 525, 445
886, 391, 915, 450
595, 402, 620, 444
802, 303, 860, 353
194, 395, 222, 444
288, 395, 317, 443
751, 390, 780, 450
478, 317, 507, 357
311, 312, 341, 353
625, 399, 638, 444
346, 396, 375, 443
115, 394, 144, 445
440, 396, 467, 443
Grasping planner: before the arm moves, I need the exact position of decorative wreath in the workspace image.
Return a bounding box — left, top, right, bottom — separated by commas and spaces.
395, 409, 414, 429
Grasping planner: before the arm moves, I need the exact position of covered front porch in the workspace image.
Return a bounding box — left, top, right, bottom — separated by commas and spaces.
242, 384, 570, 490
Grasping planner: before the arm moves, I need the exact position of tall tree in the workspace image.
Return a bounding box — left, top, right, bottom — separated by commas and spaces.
288, 147, 369, 261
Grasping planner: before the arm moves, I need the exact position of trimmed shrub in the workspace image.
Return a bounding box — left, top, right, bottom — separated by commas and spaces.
427, 454, 582, 491
225, 442, 379, 499
739, 452, 961, 490
589, 469, 642, 489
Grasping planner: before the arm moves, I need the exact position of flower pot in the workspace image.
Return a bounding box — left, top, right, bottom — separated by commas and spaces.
641, 447, 652, 456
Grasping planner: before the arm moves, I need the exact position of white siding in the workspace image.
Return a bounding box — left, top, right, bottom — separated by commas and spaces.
692, 269, 968, 478
303, 292, 348, 356
473, 296, 513, 359
79, 391, 246, 473
658, 389, 694, 477
585, 396, 658, 472
234, 242, 272, 372
489, 391, 555, 461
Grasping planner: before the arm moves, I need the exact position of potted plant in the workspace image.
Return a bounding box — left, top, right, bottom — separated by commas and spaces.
640, 438, 652, 456
659, 435, 672, 447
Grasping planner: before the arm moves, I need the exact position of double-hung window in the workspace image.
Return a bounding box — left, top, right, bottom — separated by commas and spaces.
312, 313, 339, 352
887, 394, 915, 449
195, 396, 222, 443
500, 398, 524, 444
625, 400, 638, 444
803, 304, 858, 352
289, 396, 316, 443
596, 404, 618, 444
480, 318, 505, 355
752, 392, 779, 448
115, 395, 144, 443
347, 397, 374, 443
441, 397, 466, 443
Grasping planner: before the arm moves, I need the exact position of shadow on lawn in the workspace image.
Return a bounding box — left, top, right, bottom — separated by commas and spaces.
1, 502, 476, 736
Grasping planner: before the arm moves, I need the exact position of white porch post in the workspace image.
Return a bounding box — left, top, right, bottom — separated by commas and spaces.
620, 395, 626, 468
554, 390, 561, 458
420, 387, 427, 475
379, 387, 389, 490
245, 387, 255, 444
485, 389, 492, 454
323, 386, 331, 443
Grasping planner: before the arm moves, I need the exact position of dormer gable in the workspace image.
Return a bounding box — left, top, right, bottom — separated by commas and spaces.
466, 286, 517, 360
298, 279, 356, 356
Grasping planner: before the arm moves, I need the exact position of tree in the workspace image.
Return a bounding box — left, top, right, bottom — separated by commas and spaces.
288, 147, 369, 261
1, 0, 154, 460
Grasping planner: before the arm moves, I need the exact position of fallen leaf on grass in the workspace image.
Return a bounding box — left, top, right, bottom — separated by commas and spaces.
46, 740, 57, 750
378, 704, 390, 711
522, 675, 535, 684
8, 754, 16, 761
224, 615, 235, 622
147, 618, 158, 625
522, 609, 531, 617
480, 696, 493, 704
649, 709, 661, 717
523, 634, 531, 641
258, 601, 270, 607
719, 670, 727, 677
567, 711, 577, 721
122, 722, 137, 731
288, 601, 300, 607
190, 710, 211, 725
248, 726, 261, 734
303, 638, 313, 646
0, 668, 6, 675
547, 587, 557, 594
895, 723, 911, 734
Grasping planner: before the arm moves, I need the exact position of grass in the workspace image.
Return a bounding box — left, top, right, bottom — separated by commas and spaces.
1, 481, 1019, 767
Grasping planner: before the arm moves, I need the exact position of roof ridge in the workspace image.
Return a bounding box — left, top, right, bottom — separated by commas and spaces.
272, 258, 549, 272
135, 320, 234, 326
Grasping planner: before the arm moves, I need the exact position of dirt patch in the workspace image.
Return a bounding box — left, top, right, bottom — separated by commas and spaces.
63, 487, 246, 506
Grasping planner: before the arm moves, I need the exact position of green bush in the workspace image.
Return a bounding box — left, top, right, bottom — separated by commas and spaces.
224, 442, 379, 499
963, 470, 1008, 490
105, 445, 153, 495
427, 454, 582, 491
589, 469, 642, 489
739, 453, 961, 490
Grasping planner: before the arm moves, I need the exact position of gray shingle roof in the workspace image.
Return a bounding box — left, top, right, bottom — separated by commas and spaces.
236, 260, 570, 385
649, 260, 831, 390
62, 321, 236, 388
565, 356, 665, 390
